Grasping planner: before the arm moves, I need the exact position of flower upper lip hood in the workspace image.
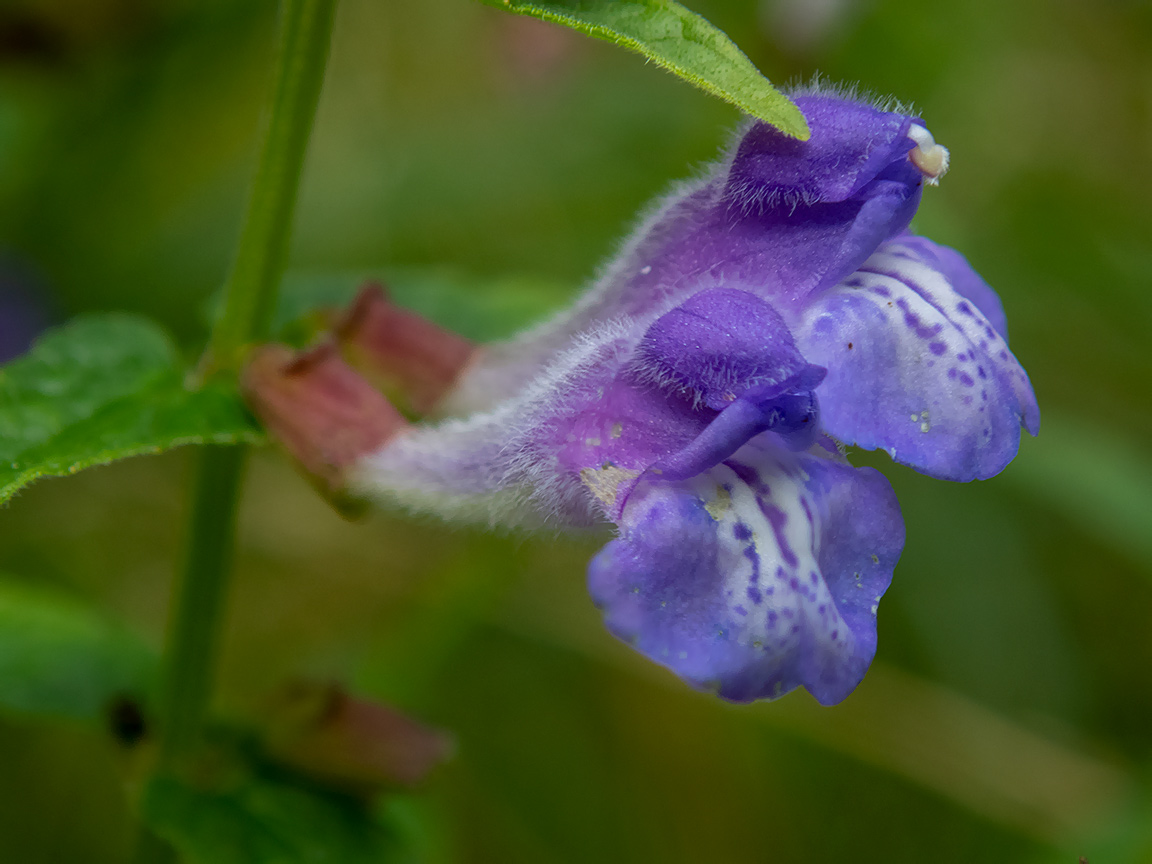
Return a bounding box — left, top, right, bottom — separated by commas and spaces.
725, 96, 922, 209
587, 94, 931, 324
242, 87, 1039, 706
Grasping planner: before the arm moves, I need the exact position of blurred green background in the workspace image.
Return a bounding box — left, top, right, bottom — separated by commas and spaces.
1, 0, 1151, 860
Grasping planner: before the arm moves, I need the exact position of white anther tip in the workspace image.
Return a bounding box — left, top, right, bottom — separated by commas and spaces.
907, 124, 950, 185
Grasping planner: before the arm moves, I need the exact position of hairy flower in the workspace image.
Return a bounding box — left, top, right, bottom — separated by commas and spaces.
244, 89, 1038, 705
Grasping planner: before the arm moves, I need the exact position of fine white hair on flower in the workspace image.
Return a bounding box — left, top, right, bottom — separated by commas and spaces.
785, 74, 916, 117
351, 315, 639, 530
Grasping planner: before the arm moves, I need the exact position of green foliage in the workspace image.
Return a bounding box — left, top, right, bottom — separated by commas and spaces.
0, 316, 261, 505
143, 771, 413, 864
0, 577, 155, 722
476, 0, 808, 139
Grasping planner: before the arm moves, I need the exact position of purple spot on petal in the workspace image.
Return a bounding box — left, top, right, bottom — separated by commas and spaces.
725, 460, 769, 496
897, 298, 944, 339
959, 372, 975, 387
744, 546, 761, 584
929, 341, 946, 356
758, 501, 798, 568
957, 301, 973, 316
800, 497, 814, 528
947, 367, 958, 380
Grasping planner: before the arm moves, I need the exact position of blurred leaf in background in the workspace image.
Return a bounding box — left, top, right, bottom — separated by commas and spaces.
0, 576, 155, 723
144, 769, 416, 864
0, 0, 1150, 862
274, 269, 569, 344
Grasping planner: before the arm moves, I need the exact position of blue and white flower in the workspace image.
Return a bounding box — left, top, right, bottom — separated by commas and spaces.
244, 87, 1039, 705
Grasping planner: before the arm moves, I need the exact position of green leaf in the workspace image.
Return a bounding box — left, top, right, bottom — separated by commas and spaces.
476, 0, 809, 139
143, 771, 414, 864
0, 315, 262, 504
0, 577, 156, 722
277, 268, 572, 343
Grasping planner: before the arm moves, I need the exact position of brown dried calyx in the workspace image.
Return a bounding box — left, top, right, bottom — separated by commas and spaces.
262, 680, 454, 794
240, 282, 476, 507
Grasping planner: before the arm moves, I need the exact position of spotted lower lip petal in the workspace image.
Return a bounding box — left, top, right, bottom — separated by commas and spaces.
587, 437, 903, 705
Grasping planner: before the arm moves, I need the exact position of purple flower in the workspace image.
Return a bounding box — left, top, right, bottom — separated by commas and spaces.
246, 88, 1039, 705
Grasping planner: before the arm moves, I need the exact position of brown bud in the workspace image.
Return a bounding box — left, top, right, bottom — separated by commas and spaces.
241, 341, 406, 500
263, 681, 453, 793
335, 283, 475, 416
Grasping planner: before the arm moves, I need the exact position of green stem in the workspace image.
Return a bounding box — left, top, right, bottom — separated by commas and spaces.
139, 1, 337, 859
156, 446, 248, 771
135, 450, 247, 864
157, 0, 336, 765
203, 0, 339, 374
